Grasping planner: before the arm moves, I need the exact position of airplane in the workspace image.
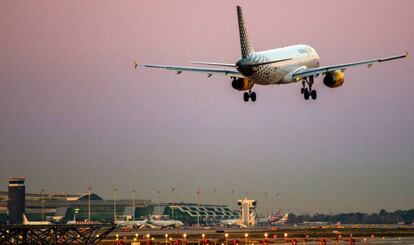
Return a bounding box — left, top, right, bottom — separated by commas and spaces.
23, 214, 52, 225
219, 217, 247, 228
136, 6, 408, 102
146, 214, 184, 228
256, 209, 280, 224
271, 213, 289, 225
267, 209, 283, 223
257, 209, 287, 225
115, 219, 148, 229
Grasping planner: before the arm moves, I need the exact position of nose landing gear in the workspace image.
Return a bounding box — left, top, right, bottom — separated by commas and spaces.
243, 90, 256, 102
301, 76, 317, 100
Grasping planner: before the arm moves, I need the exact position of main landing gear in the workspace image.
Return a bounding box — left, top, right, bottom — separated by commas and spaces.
301, 76, 317, 100
243, 90, 256, 102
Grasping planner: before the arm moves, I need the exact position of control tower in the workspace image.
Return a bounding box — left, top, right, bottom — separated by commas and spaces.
238, 198, 256, 226
8, 177, 25, 225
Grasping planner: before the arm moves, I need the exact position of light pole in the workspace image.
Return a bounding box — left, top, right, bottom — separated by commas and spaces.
244, 233, 248, 245
213, 188, 217, 223
88, 187, 92, 223
41, 189, 44, 221
225, 233, 229, 245
132, 189, 136, 221
113, 188, 117, 223
196, 188, 201, 228
171, 187, 175, 220
157, 190, 162, 213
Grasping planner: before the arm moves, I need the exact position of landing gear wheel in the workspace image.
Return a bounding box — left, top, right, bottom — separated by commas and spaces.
310, 90, 317, 100
243, 92, 249, 102
301, 76, 317, 101
250, 92, 256, 102
304, 89, 310, 100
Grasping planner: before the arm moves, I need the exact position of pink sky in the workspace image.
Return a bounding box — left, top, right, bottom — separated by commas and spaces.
0, 1, 413, 214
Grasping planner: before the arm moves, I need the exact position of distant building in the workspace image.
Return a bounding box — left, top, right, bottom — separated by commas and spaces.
161, 203, 240, 225
7, 177, 26, 225
238, 198, 257, 226
0, 190, 238, 225
0, 190, 151, 224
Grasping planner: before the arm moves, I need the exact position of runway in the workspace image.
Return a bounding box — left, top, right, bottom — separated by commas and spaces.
101, 226, 414, 244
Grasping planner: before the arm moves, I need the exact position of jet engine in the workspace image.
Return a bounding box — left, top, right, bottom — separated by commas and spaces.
323, 70, 345, 88
232, 78, 252, 91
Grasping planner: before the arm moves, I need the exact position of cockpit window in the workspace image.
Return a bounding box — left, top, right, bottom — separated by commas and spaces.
299, 48, 312, 55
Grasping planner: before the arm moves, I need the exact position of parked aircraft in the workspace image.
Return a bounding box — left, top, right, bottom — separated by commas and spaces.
115, 219, 148, 229
271, 213, 289, 225
147, 214, 184, 228
23, 214, 52, 225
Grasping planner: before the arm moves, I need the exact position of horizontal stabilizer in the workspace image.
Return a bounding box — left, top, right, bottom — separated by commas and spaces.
244, 58, 293, 67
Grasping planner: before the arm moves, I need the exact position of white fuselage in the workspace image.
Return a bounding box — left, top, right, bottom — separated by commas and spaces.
150, 219, 184, 227
115, 219, 148, 228
246, 44, 320, 85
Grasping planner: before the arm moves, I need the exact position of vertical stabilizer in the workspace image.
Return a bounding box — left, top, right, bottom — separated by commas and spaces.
237, 6, 254, 58
22, 214, 29, 224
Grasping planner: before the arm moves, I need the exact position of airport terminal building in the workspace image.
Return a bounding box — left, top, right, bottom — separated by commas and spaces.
0, 190, 239, 225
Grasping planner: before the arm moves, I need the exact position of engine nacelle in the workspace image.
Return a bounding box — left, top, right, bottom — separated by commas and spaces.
323, 70, 345, 88
232, 78, 253, 91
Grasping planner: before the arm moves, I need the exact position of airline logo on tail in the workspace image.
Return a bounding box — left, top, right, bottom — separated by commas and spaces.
275, 213, 289, 224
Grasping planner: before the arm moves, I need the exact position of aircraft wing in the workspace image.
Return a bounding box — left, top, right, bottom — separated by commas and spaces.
292, 52, 408, 80
137, 63, 245, 78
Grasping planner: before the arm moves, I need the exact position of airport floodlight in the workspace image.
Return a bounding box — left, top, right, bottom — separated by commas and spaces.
41, 189, 45, 221
87, 187, 92, 223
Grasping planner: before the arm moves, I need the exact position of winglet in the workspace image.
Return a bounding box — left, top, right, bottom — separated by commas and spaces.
133, 61, 138, 69
406, 51, 409, 58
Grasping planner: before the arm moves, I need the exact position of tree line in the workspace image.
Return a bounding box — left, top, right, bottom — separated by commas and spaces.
289, 209, 414, 224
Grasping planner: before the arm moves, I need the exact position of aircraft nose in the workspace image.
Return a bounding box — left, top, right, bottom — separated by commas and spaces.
236, 59, 256, 77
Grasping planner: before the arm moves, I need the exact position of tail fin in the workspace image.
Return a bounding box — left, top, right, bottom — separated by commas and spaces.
268, 209, 283, 222
280, 213, 289, 221
23, 214, 29, 224
236, 6, 254, 58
